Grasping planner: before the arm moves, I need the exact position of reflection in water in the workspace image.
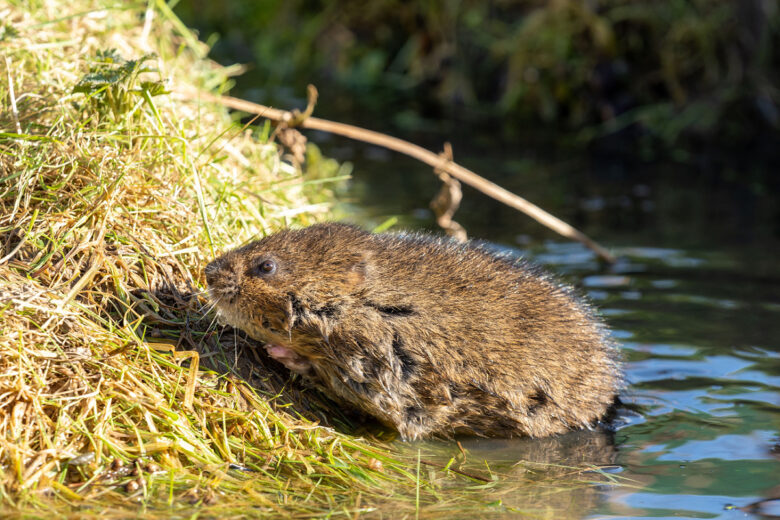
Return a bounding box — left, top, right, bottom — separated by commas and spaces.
455, 430, 618, 467
398, 429, 620, 519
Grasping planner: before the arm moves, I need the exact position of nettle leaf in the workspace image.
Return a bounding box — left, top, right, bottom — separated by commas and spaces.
72, 83, 98, 95
137, 53, 157, 65
72, 70, 125, 93
119, 59, 140, 77
0, 23, 20, 41
73, 49, 166, 118
139, 81, 168, 97
94, 48, 125, 65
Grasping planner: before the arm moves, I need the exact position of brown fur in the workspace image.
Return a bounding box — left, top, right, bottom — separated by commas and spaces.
205, 223, 621, 440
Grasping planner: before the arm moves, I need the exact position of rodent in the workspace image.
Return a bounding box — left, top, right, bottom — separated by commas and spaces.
205, 223, 621, 440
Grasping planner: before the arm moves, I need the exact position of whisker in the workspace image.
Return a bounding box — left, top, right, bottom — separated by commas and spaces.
207, 311, 221, 332
195, 298, 216, 315
195, 293, 222, 321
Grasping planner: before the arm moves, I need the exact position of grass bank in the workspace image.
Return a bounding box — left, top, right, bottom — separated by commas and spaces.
0, 1, 622, 517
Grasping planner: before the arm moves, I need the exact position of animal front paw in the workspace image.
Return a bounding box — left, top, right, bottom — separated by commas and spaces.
264, 343, 312, 375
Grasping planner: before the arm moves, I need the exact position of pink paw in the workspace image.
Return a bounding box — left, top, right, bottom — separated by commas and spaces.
264, 343, 312, 374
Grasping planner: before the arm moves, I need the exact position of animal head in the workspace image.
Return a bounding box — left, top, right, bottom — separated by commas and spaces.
205, 223, 371, 333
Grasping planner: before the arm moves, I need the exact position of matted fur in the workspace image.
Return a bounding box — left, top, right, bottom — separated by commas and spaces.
206, 223, 621, 440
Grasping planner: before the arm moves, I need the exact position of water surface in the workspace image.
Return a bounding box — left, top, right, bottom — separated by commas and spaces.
326, 138, 780, 519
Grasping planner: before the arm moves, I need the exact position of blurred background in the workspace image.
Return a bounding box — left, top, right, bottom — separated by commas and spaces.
175, 2, 780, 518
175, 0, 779, 252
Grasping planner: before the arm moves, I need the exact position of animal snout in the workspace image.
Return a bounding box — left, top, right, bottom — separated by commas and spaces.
204, 260, 221, 287
205, 258, 241, 301
203, 258, 234, 288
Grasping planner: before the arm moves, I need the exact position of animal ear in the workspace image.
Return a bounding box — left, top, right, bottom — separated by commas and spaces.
345, 251, 372, 289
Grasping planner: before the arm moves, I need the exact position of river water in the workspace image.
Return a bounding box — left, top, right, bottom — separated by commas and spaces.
319, 134, 780, 519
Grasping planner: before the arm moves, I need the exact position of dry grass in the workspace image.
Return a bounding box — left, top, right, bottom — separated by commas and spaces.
0, 1, 624, 517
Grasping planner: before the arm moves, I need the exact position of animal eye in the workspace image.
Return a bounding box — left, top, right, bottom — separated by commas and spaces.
255, 259, 277, 276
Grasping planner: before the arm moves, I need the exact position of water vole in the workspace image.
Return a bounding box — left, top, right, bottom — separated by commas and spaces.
205, 223, 620, 440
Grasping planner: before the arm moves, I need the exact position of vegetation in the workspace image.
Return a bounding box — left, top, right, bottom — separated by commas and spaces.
0, 0, 621, 517
176, 0, 780, 154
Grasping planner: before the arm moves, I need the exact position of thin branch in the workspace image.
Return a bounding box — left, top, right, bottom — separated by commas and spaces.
180, 88, 616, 263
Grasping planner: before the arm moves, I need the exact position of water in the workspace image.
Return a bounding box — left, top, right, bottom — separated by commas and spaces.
555, 245, 778, 519
320, 137, 780, 518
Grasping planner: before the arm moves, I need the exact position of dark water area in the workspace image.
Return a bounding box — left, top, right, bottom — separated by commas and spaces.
311, 121, 780, 517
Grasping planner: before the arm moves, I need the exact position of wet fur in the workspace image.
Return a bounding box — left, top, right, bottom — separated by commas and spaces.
205, 223, 621, 440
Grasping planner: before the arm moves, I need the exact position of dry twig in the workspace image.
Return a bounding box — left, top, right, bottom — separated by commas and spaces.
182, 88, 616, 263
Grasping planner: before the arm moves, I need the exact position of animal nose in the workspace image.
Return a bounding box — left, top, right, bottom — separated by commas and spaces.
204, 260, 221, 286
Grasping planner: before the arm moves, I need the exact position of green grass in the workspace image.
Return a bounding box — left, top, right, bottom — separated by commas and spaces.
0, 1, 625, 517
